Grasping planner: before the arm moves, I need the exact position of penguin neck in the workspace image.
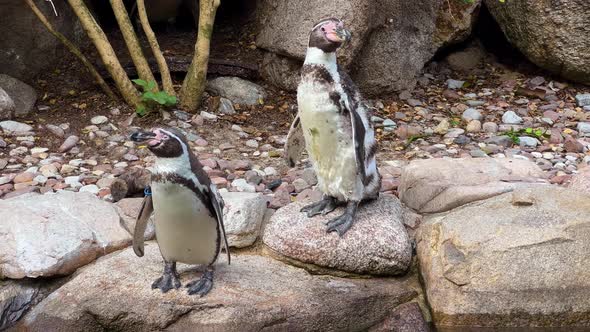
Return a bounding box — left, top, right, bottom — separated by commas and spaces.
304, 47, 339, 77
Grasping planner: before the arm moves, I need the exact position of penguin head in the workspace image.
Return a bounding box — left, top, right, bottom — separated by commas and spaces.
308, 18, 351, 53
130, 127, 189, 158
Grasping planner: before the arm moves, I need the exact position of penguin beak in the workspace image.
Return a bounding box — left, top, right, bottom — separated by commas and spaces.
130, 130, 156, 143
335, 27, 351, 44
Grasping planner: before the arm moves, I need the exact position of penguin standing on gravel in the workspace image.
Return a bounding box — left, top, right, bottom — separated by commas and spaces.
130, 127, 230, 296
285, 18, 381, 236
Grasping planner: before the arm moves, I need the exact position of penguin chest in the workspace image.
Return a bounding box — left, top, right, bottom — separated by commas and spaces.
297, 84, 358, 200
151, 181, 219, 265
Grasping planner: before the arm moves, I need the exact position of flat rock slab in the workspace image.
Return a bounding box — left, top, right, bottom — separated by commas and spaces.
0, 191, 131, 279
399, 158, 547, 213
417, 186, 590, 328
263, 194, 412, 276
20, 246, 417, 331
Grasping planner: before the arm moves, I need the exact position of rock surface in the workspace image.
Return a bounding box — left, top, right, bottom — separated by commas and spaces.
115, 197, 156, 241
263, 195, 412, 276
0, 191, 130, 279
569, 167, 590, 195
399, 158, 547, 213
0, 75, 37, 118
222, 192, 268, 248
206, 77, 266, 105
0, 3, 85, 81
484, 0, 590, 84
0, 87, 16, 120
20, 246, 418, 331
0, 279, 62, 330
417, 186, 590, 328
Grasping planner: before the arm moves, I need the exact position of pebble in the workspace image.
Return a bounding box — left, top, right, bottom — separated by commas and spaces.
191, 115, 204, 126
482, 122, 498, 133
200, 111, 218, 121
466, 120, 481, 133
462, 108, 482, 121
263, 166, 277, 176
577, 122, 590, 135
231, 178, 256, 193
14, 172, 35, 184
519, 136, 539, 147
575, 93, 590, 107
371, 116, 384, 123
90, 116, 108, 125
46, 124, 65, 137
59, 135, 80, 153
195, 138, 208, 147
564, 136, 584, 153
173, 110, 191, 121
79, 184, 100, 194
382, 119, 396, 129
466, 100, 485, 107
292, 178, 309, 193
502, 111, 523, 124
245, 139, 259, 148
433, 119, 450, 135
446, 79, 465, 90
114, 162, 128, 168
486, 135, 513, 147
64, 176, 82, 188
231, 124, 243, 132
218, 97, 236, 115
0, 120, 33, 132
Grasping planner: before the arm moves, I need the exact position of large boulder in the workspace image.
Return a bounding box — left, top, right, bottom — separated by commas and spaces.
0, 87, 16, 120
399, 158, 547, 214
222, 192, 268, 248
263, 194, 412, 276
484, 0, 590, 85
416, 186, 590, 328
0, 191, 131, 279
206, 77, 267, 106
569, 167, 590, 195
256, 0, 482, 94
0, 75, 37, 118
20, 245, 418, 331
0, 2, 85, 82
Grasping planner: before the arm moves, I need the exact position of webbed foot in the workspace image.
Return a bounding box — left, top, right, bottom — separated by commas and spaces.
326, 201, 359, 236
186, 269, 214, 297
152, 261, 181, 293
300, 195, 338, 218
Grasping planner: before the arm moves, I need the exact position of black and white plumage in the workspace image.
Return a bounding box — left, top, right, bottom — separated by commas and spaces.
285, 18, 381, 236
131, 127, 230, 297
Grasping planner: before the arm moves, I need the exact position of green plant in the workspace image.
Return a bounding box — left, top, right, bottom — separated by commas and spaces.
503, 127, 548, 145
133, 79, 177, 116
505, 128, 520, 144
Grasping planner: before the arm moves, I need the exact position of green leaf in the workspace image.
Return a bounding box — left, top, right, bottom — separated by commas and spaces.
151, 92, 168, 105
147, 81, 156, 91
164, 95, 177, 106
525, 128, 533, 134
132, 79, 148, 88
136, 104, 147, 116
142, 91, 157, 101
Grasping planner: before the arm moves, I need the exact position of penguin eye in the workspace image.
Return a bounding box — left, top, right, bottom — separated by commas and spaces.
321, 26, 326, 32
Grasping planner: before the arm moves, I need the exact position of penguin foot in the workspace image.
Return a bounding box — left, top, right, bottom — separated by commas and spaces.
325, 201, 358, 236
152, 262, 181, 293
186, 269, 214, 297
300, 196, 337, 218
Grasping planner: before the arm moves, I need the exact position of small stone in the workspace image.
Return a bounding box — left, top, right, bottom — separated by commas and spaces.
231, 124, 243, 132
292, 178, 310, 193
454, 135, 471, 145
486, 135, 514, 147
200, 111, 218, 121
245, 139, 259, 148
90, 116, 108, 125
79, 184, 100, 195
407, 99, 422, 107
502, 111, 523, 124
446, 79, 465, 90
172, 110, 191, 121
466, 100, 485, 107
123, 153, 139, 161
245, 170, 263, 185
519, 136, 539, 147
46, 124, 65, 138
0, 120, 33, 132
191, 115, 204, 126
434, 119, 450, 135
462, 108, 482, 121
211, 177, 228, 188
64, 176, 82, 189
564, 136, 584, 153
382, 119, 396, 128
371, 116, 384, 123
14, 172, 35, 184
218, 97, 236, 115
466, 120, 481, 133
263, 167, 277, 176
59, 136, 79, 153
482, 122, 498, 133
232, 178, 256, 193
470, 149, 488, 158
577, 122, 590, 135
575, 93, 590, 107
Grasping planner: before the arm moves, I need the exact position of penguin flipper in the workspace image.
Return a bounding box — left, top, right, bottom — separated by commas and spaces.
284, 114, 305, 167
347, 100, 369, 186
209, 184, 231, 265
133, 195, 153, 257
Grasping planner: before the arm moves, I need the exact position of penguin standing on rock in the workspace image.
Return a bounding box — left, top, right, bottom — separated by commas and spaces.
285, 18, 381, 236
130, 127, 230, 297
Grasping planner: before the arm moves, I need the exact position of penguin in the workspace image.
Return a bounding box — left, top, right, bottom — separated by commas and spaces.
130, 127, 230, 296
285, 18, 381, 236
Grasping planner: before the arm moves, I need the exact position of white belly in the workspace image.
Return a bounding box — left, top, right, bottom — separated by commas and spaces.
297, 85, 360, 201
152, 182, 219, 265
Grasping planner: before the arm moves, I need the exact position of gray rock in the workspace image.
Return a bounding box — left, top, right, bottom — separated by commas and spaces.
263, 195, 412, 276
200, 111, 218, 121
0, 191, 130, 279
20, 247, 417, 332
485, 135, 513, 147
90, 115, 108, 125
231, 178, 256, 193
114, 198, 155, 241
0, 4, 85, 81
260, 52, 302, 91
207, 77, 266, 106
462, 108, 482, 121
58, 135, 79, 153
502, 110, 523, 124
0, 279, 63, 331
399, 158, 547, 213
0, 87, 16, 120
577, 122, 590, 135
417, 186, 590, 328
0, 75, 37, 118
218, 97, 236, 114
518, 136, 539, 147
222, 192, 268, 248
0, 120, 32, 133
245, 139, 259, 148
79, 184, 99, 195
382, 119, 397, 128
368, 302, 430, 332
446, 79, 465, 90
575, 93, 590, 107
485, 0, 590, 85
